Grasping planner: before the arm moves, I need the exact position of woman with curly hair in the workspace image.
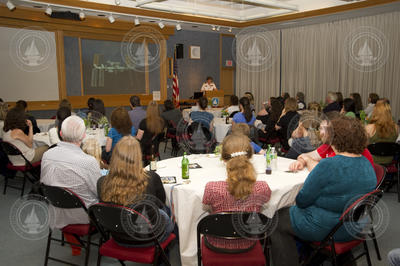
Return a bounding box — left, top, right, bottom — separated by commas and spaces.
365, 102, 399, 164
203, 134, 271, 252
97, 136, 173, 246
271, 116, 376, 266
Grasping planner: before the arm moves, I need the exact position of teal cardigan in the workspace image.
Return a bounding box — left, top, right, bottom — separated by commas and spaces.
290, 155, 376, 242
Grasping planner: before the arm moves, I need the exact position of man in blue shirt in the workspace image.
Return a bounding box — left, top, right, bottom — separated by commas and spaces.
128, 96, 146, 131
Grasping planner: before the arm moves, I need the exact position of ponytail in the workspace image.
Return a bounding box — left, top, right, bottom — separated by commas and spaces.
226, 156, 256, 200
239, 97, 253, 123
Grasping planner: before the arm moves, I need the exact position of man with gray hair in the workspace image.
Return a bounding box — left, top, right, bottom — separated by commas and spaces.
323, 91, 341, 113
40, 116, 101, 237
128, 95, 146, 131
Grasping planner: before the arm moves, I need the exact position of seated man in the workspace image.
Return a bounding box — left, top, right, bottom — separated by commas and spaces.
289, 112, 374, 172
128, 96, 146, 131
40, 116, 101, 255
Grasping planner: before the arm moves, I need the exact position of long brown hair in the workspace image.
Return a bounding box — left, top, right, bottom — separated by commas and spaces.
111, 107, 132, 135
101, 136, 149, 206
221, 134, 256, 200
146, 101, 164, 135
369, 102, 397, 139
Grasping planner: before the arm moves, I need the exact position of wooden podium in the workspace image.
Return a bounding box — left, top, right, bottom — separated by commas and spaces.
205, 90, 224, 107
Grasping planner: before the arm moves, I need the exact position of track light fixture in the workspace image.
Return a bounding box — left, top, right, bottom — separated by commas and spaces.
176, 23, 182, 31
45, 5, 52, 16
216, 26, 220, 31
108, 14, 115, 23
158, 21, 165, 29
134, 17, 140, 26
115, 0, 121, 5
6, 1, 16, 11
212, 25, 216, 31
79, 10, 85, 20
228, 27, 232, 33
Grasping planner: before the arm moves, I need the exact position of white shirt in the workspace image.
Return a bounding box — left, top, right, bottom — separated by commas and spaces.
226, 105, 240, 115
364, 103, 375, 116
40, 141, 101, 229
0, 121, 4, 139
200, 82, 217, 92
48, 127, 60, 146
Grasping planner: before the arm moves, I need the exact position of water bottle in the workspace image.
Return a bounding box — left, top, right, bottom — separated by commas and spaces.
265, 145, 272, 175
182, 152, 189, 179
271, 147, 278, 171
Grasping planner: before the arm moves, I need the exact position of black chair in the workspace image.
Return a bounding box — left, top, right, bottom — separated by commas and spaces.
197, 212, 272, 266
229, 111, 239, 118
41, 184, 97, 266
89, 202, 176, 266
301, 190, 383, 266
368, 142, 400, 202
163, 120, 179, 156
0, 141, 40, 196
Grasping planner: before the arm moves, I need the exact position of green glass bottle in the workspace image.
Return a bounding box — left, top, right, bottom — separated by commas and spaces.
182, 152, 189, 179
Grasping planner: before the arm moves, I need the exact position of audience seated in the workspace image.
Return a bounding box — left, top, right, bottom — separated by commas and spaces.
128, 96, 146, 131
3, 107, 48, 165
364, 93, 379, 117
296, 92, 306, 110
136, 101, 165, 164
232, 97, 256, 126
58, 99, 76, 116
190, 97, 214, 130
307, 101, 321, 112
0, 101, 8, 139
231, 123, 265, 154
341, 98, 356, 118
225, 95, 240, 116
97, 136, 173, 246
15, 100, 40, 134
82, 138, 107, 170
203, 134, 271, 252
88, 99, 108, 128
365, 102, 399, 164
285, 111, 321, 160
40, 116, 101, 255
350, 93, 363, 117
244, 92, 255, 112
271, 116, 377, 266
336, 91, 344, 108
275, 97, 299, 151
323, 92, 341, 113
289, 112, 374, 172
103, 107, 136, 163
48, 107, 71, 146
161, 99, 183, 127
257, 98, 282, 142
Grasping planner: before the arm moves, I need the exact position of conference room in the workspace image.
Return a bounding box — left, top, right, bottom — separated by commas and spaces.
1, 0, 400, 265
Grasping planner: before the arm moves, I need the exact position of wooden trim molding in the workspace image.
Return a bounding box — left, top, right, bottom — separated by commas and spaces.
159, 39, 168, 101
67, 94, 160, 109
7, 101, 61, 111
55, 30, 67, 100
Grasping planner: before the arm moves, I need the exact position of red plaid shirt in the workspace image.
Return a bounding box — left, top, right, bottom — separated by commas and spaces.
202, 181, 271, 250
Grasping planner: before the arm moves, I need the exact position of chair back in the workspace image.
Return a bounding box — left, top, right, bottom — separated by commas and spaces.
229, 111, 239, 118
0, 141, 34, 166
368, 142, 400, 157
373, 164, 386, 189
340, 190, 383, 222
41, 184, 88, 212
89, 202, 165, 243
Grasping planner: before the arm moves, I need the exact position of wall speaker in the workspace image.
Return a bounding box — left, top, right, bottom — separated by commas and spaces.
176, 43, 184, 59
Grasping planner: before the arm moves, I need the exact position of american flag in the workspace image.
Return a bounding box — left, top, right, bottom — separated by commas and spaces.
172, 49, 180, 107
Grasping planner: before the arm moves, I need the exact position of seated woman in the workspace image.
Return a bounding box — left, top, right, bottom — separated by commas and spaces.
232, 97, 256, 126
203, 134, 271, 252
98, 136, 173, 246
161, 99, 183, 127
48, 107, 71, 146
341, 98, 356, 118
82, 138, 107, 171
225, 95, 240, 117
271, 116, 377, 266
275, 97, 299, 151
350, 93, 363, 117
285, 111, 321, 160
87, 98, 108, 128
231, 123, 265, 154
365, 102, 399, 164
3, 108, 48, 165
307, 101, 321, 113
244, 92, 255, 112
103, 107, 136, 163
257, 98, 282, 142
136, 101, 165, 165
190, 96, 214, 130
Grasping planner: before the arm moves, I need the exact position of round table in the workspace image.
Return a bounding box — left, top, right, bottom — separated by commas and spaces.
182, 108, 223, 121
36, 119, 56, 132
152, 154, 309, 266
213, 118, 231, 143
33, 128, 107, 147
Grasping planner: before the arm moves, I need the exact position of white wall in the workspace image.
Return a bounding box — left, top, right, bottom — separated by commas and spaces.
0, 26, 59, 101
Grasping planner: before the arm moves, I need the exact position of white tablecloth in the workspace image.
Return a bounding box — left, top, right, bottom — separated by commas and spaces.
213, 118, 231, 143
152, 154, 308, 266
33, 128, 107, 147
36, 119, 56, 133
182, 108, 223, 121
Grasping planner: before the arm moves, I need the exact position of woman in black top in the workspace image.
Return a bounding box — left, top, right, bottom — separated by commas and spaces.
275, 97, 299, 151
97, 136, 173, 247
257, 98, 283, 142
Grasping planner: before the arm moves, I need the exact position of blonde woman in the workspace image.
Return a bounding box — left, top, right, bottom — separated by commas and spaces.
365, 102, 399, 164
97, 136, 173, 246
203, 134, 271, 251
136, 101, 165, 164
82, 138, 107, 170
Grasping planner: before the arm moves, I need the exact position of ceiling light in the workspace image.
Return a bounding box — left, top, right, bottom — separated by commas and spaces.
228, 27, 232, 33
115, 0, 121, 5
216, 26, 220, 31
176, 23, 182, 31
79, 10, 85, 20
108, 14, 115, 23
158, 21, 165, 29
6, 1, 16, 11
134, 17, 140, 26
212, 25, 216, 31
45, 5, 52, 16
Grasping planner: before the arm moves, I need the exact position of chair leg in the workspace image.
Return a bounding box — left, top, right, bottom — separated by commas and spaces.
61, 233, 65, 246
364, 241, 372, 266
164, 138, 168, 153
96, 238, 103, 266
44, 229, 52, 266
84, 233, 92, 266
3, 176, 8, 195
370, 228, 381, 260
21, 173, 27, 197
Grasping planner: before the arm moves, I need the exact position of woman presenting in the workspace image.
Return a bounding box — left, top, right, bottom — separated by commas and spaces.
200, 76, 217, 92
